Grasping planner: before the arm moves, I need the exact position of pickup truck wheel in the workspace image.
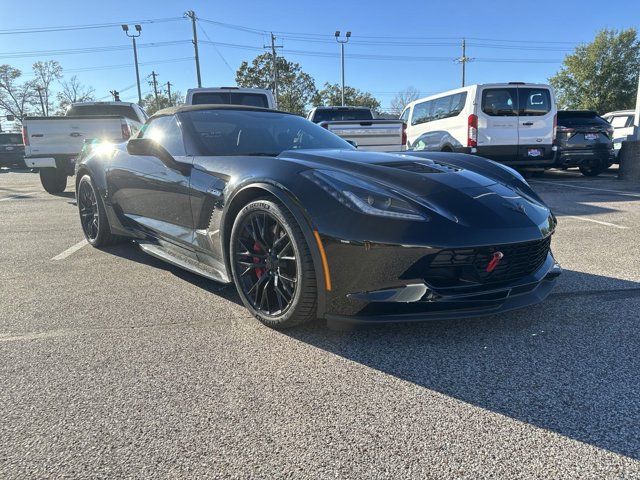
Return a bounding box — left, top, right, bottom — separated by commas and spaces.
39, 168, 67, 194
77, 174, 119, 246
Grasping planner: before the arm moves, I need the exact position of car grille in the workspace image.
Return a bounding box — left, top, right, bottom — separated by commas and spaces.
426, 236, 552, 286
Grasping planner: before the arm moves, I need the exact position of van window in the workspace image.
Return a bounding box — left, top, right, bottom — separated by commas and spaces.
450, 92, 467, 116
411, 100, 433, 125
610, 115, 634, 128
399, 108, 410, 123
481, 88, 518, 116
518, 88, 551, 116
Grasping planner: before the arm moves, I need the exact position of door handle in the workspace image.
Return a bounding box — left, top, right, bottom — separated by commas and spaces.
522, 122, 534, 126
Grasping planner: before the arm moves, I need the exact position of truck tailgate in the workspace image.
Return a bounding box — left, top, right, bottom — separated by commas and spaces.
324, 120, 404, 152
24, 116, 126, 157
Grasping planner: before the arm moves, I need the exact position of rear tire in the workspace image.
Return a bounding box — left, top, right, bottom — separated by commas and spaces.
40, 168, 67, 194
77, 174, 120, 247
579, 160, 606, 177
230, 198, 317, 329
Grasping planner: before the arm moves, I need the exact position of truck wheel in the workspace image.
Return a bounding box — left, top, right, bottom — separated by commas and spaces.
39, 168, 67, 194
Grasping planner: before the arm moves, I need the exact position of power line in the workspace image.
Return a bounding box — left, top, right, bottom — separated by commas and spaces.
0, 40, 191, 59
0, 17, 184, 35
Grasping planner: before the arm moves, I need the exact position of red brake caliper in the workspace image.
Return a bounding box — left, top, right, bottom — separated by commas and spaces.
253, 242, 265, 279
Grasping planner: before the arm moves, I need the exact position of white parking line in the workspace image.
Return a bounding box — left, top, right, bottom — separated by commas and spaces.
52, 239, 88, 261
562, 215, 628, 229
530, 180, 640, 198
0, 191, 40, 202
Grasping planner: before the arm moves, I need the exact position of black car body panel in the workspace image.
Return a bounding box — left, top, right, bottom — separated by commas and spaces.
555, 110, 615, 167
0, 133, 25, 167
76, 106, 560, 323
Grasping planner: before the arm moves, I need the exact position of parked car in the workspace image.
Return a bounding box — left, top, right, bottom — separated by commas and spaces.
23, 101, 147, 194
75, 105, 561, 329
602, 109, 637, 159
554, 110, 615, 176
402, 82, 557, 167
0, 132, 25, 168
307, 106, 405, 151
185, 87, 275, 109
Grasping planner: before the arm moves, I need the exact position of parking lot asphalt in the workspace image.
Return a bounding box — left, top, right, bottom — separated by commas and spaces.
1, 166, 640, 478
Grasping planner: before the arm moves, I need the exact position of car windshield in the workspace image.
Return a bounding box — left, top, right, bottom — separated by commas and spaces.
312, 108, 373, 122
179, 109, 355, 156
0, 133, 22, 144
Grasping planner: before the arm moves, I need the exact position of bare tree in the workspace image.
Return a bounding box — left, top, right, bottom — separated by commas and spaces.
0, 64, 36, 122
56, 75, 95, 114
32, 60, 62, 116
390, 86, 421, 116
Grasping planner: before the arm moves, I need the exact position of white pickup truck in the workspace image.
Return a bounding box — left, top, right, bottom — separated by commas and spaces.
23, 102, 147, 193
306, 106, 406, 152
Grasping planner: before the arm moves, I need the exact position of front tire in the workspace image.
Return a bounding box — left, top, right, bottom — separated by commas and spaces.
230, 199, 317, 329
77, 174, 119, 247
40, 168, 67, 194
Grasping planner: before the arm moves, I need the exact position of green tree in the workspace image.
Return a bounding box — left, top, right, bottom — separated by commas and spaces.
313, 83, 381, 112
236, 53, 317, 115
549, 28, 640, 113
141, 89, 185, 116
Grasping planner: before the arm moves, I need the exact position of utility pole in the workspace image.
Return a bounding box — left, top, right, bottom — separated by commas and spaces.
334, 31, 351, 106
122, 24, 143, 105
36, 86, 46, 116
150, 71, 159, 109
185, 10, 202, 88
263, 33, 282, 109
110, 90, 120, 101
455, 39, 474, 87
166, 81, 173, 106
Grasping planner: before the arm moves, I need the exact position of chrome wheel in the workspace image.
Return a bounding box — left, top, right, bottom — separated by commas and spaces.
233, 211, 298, 316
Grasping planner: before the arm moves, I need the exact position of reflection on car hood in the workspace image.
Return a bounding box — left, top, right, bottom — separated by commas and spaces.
281, 149, 552, 230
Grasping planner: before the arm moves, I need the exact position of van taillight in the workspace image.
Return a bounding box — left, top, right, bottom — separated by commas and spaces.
401, 122, 407, 146
121, 122, 131, 139
22, 125, 29, 146
467, 114, 478, 148
552, 113, 557, 144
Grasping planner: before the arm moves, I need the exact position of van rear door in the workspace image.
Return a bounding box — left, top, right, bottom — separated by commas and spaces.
516, 87, 554, 160
476, 87, 519, 161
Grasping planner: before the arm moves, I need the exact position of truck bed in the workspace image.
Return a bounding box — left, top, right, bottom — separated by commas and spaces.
320, 120, 405, 152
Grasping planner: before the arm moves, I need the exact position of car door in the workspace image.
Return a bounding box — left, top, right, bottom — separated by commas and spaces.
610, 114, 635, 150
516, 87, 554, 159
107, 115, 195, 248
476, 87, 519, 160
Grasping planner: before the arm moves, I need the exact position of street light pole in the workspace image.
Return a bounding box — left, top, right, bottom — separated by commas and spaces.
122, 24, 143, 105
334, 31, 351, 106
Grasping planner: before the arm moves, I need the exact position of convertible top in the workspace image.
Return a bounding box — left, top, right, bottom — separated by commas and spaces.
151, 104, 291, 119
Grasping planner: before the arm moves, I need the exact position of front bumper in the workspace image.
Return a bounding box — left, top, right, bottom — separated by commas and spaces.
321, 234, 561, 324
0, 152, 25, 167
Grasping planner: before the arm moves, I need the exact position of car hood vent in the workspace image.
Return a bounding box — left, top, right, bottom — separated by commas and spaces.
378, 161, 461, 174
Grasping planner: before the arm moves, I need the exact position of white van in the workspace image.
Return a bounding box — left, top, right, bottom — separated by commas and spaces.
401, 82, 557, 166
185, 87, 276, 109
602, 110, 636, 158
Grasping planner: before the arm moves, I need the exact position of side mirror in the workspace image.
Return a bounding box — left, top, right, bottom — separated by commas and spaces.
345, 139, 358, 148
127, 137, 173, 162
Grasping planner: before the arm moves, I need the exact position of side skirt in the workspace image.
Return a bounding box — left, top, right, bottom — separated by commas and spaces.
137, 241, 231, 284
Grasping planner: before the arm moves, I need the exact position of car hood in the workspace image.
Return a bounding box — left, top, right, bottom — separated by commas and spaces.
281, 149, 553, 232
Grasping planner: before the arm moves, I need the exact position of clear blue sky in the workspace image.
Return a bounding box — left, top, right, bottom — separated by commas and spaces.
1, 0, 638, 110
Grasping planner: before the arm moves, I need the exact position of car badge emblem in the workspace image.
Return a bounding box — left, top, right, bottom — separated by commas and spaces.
486, 251, 504, 273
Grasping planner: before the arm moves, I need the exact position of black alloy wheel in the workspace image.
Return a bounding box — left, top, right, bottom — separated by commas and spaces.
78, 177, 100, 242
230, 199, 317, 328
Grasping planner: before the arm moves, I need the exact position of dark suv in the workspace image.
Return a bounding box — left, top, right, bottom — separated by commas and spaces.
554, 110, 615, 176
0, 132, 25, 168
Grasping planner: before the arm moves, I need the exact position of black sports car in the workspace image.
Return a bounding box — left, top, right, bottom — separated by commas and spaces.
75, 105, 561, 328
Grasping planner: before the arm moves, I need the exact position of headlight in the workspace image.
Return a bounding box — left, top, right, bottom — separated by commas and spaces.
301, 169, 428, 221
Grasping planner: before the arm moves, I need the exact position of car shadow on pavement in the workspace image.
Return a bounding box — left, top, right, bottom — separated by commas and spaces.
284, 269, 640, 460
